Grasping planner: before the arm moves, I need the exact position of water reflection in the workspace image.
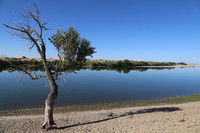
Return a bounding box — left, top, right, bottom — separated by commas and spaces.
0, 66, 175, 74
85, 67, 175, 73
1, 66, 199, 111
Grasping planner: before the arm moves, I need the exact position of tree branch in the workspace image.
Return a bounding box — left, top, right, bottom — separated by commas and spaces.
3, 24, 25, 32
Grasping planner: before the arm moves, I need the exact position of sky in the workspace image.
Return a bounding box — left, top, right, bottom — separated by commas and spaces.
0, 0, 200, 63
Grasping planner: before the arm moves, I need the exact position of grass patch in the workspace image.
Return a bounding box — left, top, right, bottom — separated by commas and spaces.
1, 94, 200, 117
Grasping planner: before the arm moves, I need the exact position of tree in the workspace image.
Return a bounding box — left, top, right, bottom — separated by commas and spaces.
3, 4, 95, 130
49, 27, 95, 67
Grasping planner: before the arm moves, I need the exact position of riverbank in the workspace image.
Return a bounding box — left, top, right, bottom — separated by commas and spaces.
0, 57, 189, 69
1, 94, 200, 116
1, 100, 200, 132
1, 57, 199, 74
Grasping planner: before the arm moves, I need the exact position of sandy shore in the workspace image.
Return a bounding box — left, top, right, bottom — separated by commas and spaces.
1, 101, 200, 133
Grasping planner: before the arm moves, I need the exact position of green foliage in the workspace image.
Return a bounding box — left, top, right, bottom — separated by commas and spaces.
177, 62, 187, 65
77, 38, 95, 62
123, 59, 131, 66
49, 27, 95, 69
61, 27, 80, 62
86, 60, 184, 68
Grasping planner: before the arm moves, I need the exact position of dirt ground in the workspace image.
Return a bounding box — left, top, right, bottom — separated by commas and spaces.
1, 101, 200, 133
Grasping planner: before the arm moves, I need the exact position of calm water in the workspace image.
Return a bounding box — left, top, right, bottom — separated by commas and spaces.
0, 67, 200, 110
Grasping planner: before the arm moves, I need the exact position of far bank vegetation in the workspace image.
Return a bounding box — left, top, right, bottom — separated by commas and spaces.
0, 57, 187, 70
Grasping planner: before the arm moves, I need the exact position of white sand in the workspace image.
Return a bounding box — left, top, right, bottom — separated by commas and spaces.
1, 101, 200, 133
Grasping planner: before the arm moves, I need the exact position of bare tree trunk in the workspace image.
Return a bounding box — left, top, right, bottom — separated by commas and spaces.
41, 56, 58, 130
42, 85, 58, 130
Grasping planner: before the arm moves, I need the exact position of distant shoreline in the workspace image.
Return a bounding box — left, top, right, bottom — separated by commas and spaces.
1, 57, 199, 74
137, 64, 200, 68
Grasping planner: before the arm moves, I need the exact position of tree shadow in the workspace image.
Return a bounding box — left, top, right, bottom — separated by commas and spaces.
58, 107, 182, 130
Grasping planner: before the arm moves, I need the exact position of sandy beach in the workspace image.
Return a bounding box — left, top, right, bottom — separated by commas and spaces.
1, 101, 200, 133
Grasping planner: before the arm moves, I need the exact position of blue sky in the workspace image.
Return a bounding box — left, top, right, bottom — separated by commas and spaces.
0, 0, 200, 63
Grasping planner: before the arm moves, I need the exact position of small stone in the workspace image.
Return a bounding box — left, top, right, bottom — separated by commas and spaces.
179, 119, 185, 122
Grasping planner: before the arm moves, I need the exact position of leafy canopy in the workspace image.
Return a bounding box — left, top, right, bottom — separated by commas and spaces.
49, 27, 95, 68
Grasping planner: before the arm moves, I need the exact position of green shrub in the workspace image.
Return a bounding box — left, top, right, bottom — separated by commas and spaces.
177, 62, 187, 65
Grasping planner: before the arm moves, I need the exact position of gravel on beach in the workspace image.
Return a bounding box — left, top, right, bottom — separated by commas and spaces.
1, 101, 200, 133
